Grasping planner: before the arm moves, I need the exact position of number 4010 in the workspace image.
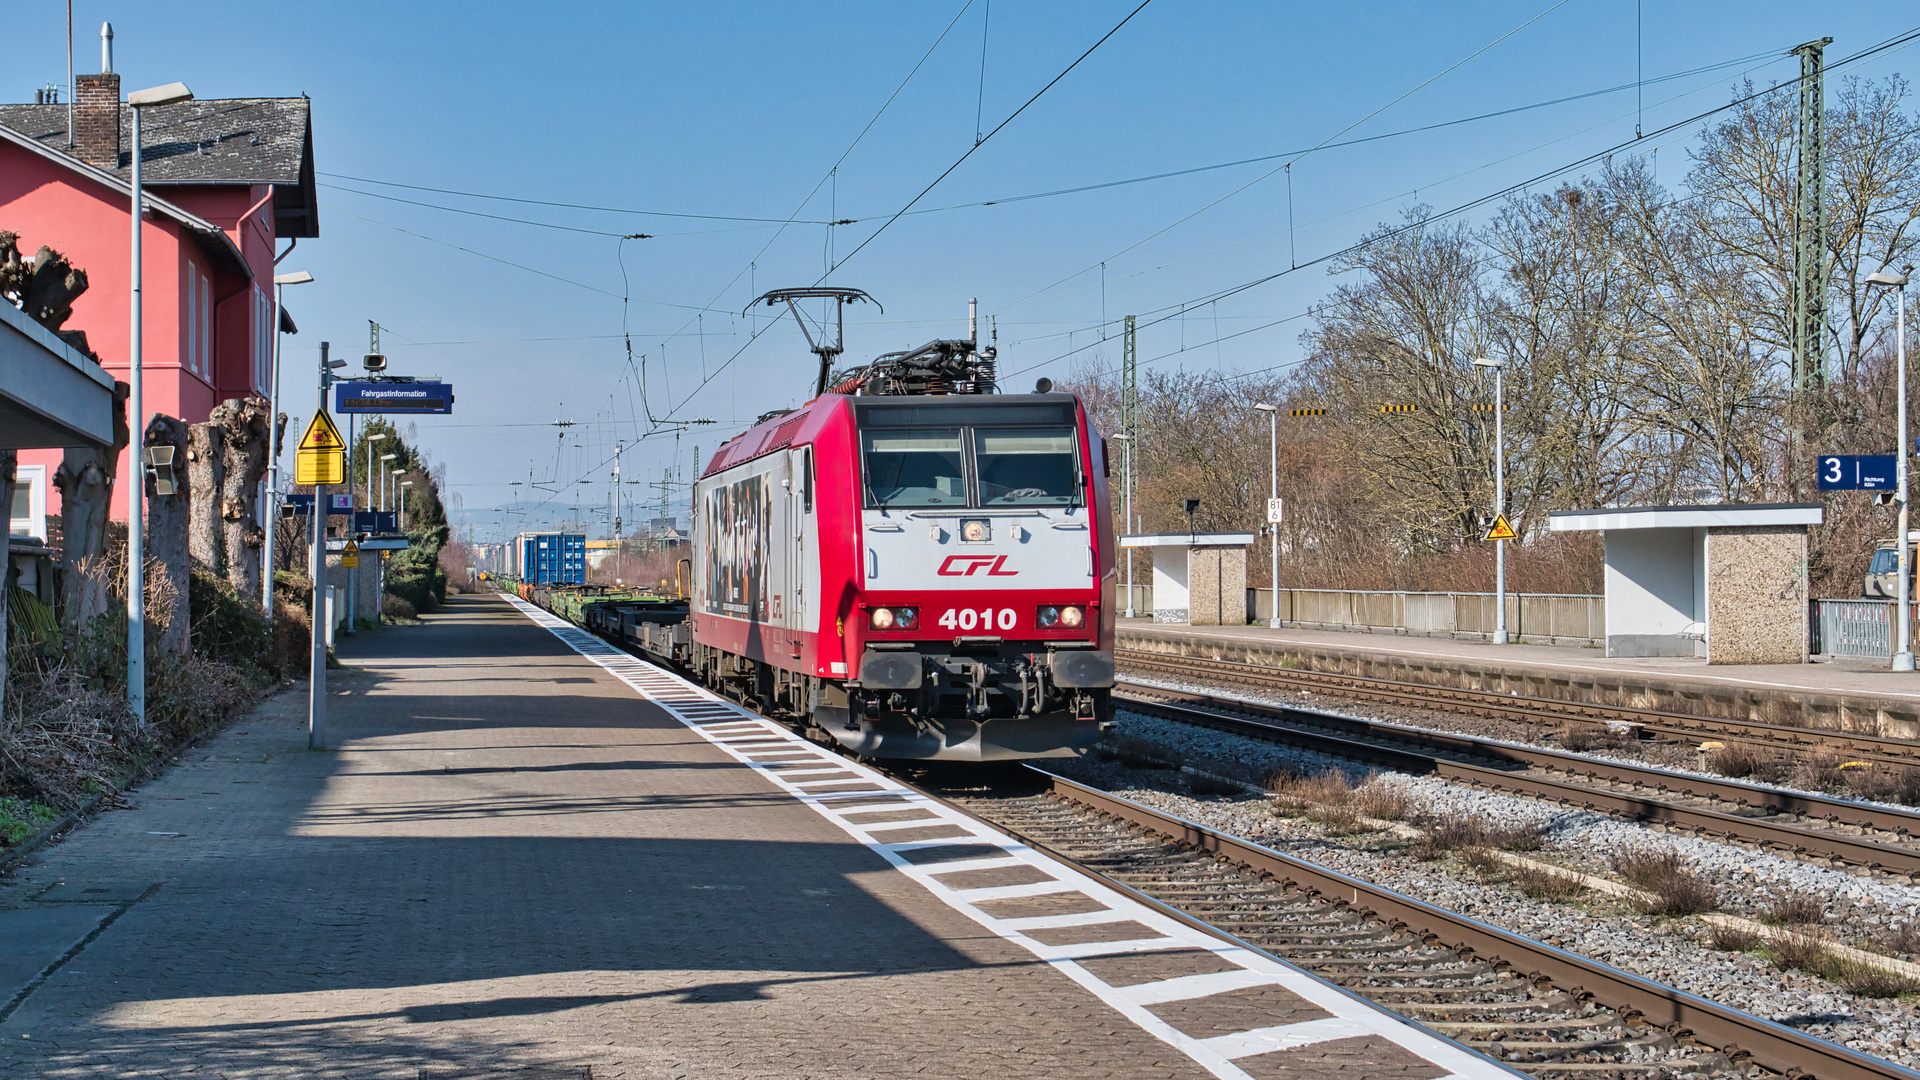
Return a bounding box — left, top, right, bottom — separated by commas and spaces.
937, 607, 1017, 631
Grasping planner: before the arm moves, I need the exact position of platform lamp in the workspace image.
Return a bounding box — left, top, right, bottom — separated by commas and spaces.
389, 467, 403, 517
1183, 498, 1200, 543
379, 454, 398, 511
1252, 403, 1281, 628
400, 480, 415, 530
125, 79, 193, 726
263, 270, 316, 621
1867, 268, 1914, 671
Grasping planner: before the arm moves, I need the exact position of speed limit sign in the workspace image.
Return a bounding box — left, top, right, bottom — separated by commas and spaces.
1266, 497, 1284, 524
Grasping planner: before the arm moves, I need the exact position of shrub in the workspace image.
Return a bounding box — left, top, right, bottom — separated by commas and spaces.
1412, 812, 1488, 860
1609, 846, 1717, 915
1877, 921, 1920, 958
1353, 778, 1416, 821
187, 569, 276, 680
1559, 722, 1612, 753
382, 592, 418, 621
1768, 930, 1833, 973
1830, 959, 1920, 998
1842, 764, 1920, 806
1705, 742, 1790, 783
0, 797, 58, 845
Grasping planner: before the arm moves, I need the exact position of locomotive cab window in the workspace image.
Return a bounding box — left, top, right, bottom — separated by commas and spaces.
862, 429, 967, 507
974, 428, 1079, 506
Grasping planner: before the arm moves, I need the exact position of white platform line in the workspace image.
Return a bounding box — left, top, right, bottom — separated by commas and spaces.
505, 595, 1515, 1080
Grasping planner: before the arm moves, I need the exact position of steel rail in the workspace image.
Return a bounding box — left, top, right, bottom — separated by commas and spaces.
1118, 649, 1920, 768
1120, 681, 1920, 838
1033, 766, 1920, 1080
1119, 686, 1920, 878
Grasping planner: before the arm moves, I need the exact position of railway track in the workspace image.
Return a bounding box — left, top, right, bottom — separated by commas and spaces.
1117, 649, 1920, 770
931, 767, 1918, 1080
1115, 681, 1920, 880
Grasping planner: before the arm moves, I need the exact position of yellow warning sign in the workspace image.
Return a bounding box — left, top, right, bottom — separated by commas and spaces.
1484, 513, 1518, 542
340, 540, 360, 569
295, 412, 346, 485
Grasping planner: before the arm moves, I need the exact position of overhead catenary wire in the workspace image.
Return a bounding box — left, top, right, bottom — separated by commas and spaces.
823, 0, 1156, 279
1002, 24, 1920, 383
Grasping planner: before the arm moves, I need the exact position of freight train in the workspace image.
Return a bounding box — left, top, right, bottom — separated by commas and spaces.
515, 292, 1116, 761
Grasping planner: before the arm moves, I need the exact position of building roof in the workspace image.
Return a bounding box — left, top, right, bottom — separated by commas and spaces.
1120, 533, 1259, 547
0, 122, 251, 277
0, 98, 318, 238
1549, 502, 1824, 531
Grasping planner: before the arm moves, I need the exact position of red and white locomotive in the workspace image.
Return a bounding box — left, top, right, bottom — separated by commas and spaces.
689, 295, 1115, 760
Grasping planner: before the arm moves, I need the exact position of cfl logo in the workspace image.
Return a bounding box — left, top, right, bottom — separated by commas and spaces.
937, 554, 1018, 577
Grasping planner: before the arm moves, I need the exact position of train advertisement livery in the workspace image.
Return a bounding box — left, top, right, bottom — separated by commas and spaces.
703, 473, 771, 621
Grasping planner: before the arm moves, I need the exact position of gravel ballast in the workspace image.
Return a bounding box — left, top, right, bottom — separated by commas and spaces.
1046, 708, 1920, 1066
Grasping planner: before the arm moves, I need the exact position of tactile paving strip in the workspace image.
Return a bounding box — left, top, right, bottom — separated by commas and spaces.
506, 596, 1513, 1080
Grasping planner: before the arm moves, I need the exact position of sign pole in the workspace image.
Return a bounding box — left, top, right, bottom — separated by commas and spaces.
301, 340, 347, 750
1897, 281, 1913, 672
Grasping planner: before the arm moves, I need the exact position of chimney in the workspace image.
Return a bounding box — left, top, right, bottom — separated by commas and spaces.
74, 72, 121, 167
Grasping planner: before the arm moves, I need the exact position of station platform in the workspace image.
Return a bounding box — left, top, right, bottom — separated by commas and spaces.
1119, 619, 1920, 737
0, 593, 1511, 1080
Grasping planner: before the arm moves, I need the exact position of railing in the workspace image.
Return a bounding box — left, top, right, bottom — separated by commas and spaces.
1116, 585, 1603, 646
1811, 599, 1905, 660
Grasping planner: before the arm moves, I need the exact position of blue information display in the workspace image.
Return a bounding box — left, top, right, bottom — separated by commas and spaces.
334, 381, 454, 415
1817, 454, 1897, 491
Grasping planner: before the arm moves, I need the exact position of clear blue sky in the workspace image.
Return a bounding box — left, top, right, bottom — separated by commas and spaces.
14, 2, 1917, 540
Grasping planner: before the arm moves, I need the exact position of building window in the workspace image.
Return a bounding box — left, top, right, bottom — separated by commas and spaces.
185, 269, 196, 375
201, 270, 213, 379
9, 465, 47, 539
253, 286, 271, 394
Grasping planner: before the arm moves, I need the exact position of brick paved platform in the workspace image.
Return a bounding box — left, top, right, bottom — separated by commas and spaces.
0, 594, 1512, 1080
1122, 620, 1920, 737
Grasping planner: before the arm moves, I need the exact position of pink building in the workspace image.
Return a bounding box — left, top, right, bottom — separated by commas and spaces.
0, 69, 317, 535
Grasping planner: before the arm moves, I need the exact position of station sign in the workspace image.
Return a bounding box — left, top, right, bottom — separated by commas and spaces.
353, 511, 398, 534
1816, 454, 1897, 491
334, 381, 455, 415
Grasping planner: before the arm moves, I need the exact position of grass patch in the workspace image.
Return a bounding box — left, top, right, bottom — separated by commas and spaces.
1608, 846, 1717, 915
1511, 863, 1587, 901
1759, 889, 1827, 927
1877, 922, 1920, 958
0, 797, 59, 846
1353, 779, 1415, 822
1706, 924, 1762, 952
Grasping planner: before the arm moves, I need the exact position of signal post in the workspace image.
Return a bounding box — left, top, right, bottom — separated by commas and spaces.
299, 342, 347, 749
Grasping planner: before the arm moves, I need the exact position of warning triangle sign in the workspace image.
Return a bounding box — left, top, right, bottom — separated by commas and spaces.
295, 411, 346, 486
299, 411, 344, 452
1484, 513, 1518, 542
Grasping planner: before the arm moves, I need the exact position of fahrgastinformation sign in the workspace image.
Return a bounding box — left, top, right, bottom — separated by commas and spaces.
334, 381, 454, 415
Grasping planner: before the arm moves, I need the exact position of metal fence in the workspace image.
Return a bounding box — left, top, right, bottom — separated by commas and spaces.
1811, 599, 1900, 660
1117, 585, 1603, 645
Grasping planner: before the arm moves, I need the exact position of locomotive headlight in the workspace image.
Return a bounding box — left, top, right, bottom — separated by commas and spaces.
870, 607, 895, 630
868, 606, 918, 631
961, 518, 990, 542
1058, 605, 1086, 628
1037, 604, 1085, 629
1038, 605, 1060, 628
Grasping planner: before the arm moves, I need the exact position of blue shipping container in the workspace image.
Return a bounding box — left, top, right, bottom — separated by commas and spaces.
519, 533, 587, 586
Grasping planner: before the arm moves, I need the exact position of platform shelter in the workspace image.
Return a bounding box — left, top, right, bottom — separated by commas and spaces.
1548, 503, 1822, 664
1120, 532, 1255, 625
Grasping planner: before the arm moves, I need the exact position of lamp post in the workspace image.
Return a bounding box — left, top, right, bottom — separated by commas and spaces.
1253, 403, 1281, 628
389, 467, 403, 516
400, 480, 414, 530
1869, 269, 1914, 671
379, 454, 398, 510
1472, 357, 1509, 645
125, 80, 193, 725
263, 270, 315, 620
1111, 432, 1135, 618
